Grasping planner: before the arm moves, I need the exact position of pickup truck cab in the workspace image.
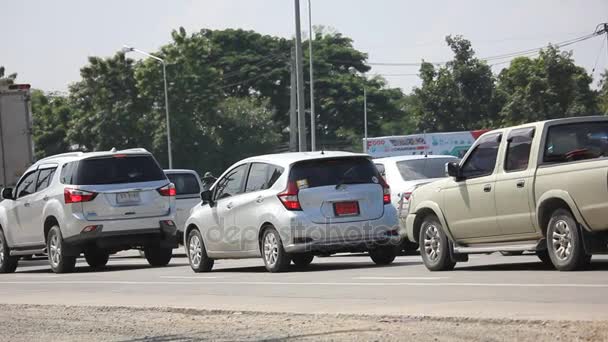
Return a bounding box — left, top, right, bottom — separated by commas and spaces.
405, 116, 608, 271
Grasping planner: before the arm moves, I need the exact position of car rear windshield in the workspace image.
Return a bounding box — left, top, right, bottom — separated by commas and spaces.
544, 122, 608, 164
397, 158, 457, 181
289, 157, 380, 189
73, 155, 166, 185
167, 173, 200, 195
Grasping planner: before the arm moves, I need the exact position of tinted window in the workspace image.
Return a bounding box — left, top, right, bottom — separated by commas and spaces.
505, 128, 534, 172
396, 158, 458, 181
36, 168, 57, 192
214, 164, 248, 200
289, 157, 380, 189
461, 135, 500, 178
60, 161, 77, 184
16, 171, 38, 198
245, 163, 284, 193
544, 122, 608, 164
167, 173, 200, 196
375, 163, 386, 178
73, 155, 166, 185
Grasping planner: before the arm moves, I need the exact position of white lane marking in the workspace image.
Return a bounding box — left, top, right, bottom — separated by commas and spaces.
354, 277, 446, 280
1, 281, 608, 288
160, 276, 221, 279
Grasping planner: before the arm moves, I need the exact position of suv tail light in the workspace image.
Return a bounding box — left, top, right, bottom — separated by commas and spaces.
278, 181, 302, 211
64, 188, 97, 204
157, 183, 176, 197
378, 177, 391, 204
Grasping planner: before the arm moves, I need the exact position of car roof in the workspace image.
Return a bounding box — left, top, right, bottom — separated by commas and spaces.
479, 115, 608, 139
27, 148, 152, 172
237, 151, 370, 168
164, 169, 199, 175
374, 155, 459, 163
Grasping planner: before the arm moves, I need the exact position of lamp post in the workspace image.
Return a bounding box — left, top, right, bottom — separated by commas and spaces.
122, 45, 173, 169
307, 0, 316, 151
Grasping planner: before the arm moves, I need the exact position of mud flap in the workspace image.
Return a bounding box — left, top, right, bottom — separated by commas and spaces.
449, 241, 469, 263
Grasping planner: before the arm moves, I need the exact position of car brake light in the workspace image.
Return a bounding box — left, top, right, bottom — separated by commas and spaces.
157, 183, 176, 197
278, 181, 302, 210
378, 176, 391, 204
403, 192, 412, 201
64, 188, 97, 204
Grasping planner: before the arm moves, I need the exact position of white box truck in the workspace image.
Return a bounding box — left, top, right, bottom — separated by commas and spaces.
0, 84, 34, 187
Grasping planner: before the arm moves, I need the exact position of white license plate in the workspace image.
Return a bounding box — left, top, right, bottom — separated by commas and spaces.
116, 191, 141, 204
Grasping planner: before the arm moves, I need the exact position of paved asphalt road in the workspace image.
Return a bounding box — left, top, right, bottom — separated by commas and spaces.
2, 251, 608, 321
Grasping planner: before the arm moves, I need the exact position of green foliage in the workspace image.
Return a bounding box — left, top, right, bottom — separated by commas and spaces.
596, 71, 608, 115
30, 90, 71, 159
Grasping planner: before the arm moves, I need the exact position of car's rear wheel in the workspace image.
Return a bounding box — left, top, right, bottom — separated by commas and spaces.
0, 229, 18, 273
261, 227, 290, 273
547, 209, 590, 271
144, 246, 172, 267
187, 229, 214, 273
47, 226, 76, 274
419, 215, 456, 271
291, 253, 314, 267
84, 248, 109, 269
369, 246, 397, 265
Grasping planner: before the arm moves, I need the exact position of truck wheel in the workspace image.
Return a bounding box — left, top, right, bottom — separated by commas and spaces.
261, 227, 290, 273
291, 253, 314, 267
370, 246, 397, 265
546, 209, 590, 271
84, 248, 109, 269
419, 215, 456, 271
47, 226, 76, 274
187, 229, 214, 273
144, 246, 173, 267
0, 229, 18, 273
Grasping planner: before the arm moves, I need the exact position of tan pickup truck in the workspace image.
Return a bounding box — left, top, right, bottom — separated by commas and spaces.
404, 116, 608, 271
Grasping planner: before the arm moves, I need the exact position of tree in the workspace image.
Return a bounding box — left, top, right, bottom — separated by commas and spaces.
412, 35, 498, 132
0, 66, 17, 86
30, 90, 72, 159
496, 46, 599, 125
597, 70, 608, 115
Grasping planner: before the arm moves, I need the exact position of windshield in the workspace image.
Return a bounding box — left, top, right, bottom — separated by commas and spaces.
74, 155, 166, 185
396, 158, 458, 181
289, 157, 380, 188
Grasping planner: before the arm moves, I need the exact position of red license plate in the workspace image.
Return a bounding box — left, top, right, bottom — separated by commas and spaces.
333, 201, 360, 217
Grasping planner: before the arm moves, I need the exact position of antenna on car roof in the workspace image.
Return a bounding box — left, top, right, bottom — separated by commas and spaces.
110, 147, 117, 153
320, 146, 325, 155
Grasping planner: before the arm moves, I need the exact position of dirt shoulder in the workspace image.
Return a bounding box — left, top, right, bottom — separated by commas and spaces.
2, 304, 607, 341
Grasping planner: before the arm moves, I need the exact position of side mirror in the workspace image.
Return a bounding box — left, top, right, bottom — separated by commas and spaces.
446, 162, 461, 178
1, 188, 14, 200
200, 190, 213, 205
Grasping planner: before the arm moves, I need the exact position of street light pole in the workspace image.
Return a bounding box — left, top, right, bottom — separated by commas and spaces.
294, 0, 307, 152
363, 86, 368, 154
122, 45, 173, 169
307, 0, 316, 151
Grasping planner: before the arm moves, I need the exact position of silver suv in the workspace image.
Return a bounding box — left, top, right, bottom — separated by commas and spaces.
184, 151, 401, 273
0, 149, 178, 274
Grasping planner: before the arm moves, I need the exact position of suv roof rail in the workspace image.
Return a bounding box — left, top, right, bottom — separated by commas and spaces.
118, 148, 149, 153
37, 151, 84, 163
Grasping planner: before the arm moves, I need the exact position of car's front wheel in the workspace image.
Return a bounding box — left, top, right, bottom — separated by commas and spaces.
419, 215, 456, 271
84, 248, 109, 269
261, 227, 290, 273
187, 229, 214, 273
547, 209, 590, 271
144, 246, 173, 267
369, 246, 397, 265
0, 229, 18, 273
47, 226, 76, 274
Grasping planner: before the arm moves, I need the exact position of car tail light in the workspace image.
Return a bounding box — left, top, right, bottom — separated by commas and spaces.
278, 181, 302, 211
378, 176, 391, 204
157, 183, 176, 197
403, 192, 412, 201
64, 188, 97, 204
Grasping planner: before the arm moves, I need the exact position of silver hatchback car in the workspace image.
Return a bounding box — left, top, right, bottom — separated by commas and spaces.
184, 151, 401, 273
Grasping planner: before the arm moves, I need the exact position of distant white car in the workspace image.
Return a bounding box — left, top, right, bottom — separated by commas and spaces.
374, 155, 459, 251
164, 169, 203, 243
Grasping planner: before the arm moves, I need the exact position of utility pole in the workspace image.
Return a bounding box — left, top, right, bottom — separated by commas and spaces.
307, 0, 316, 151
363, 86, 368, 154
294, 0, 307, 152
289, 47, 298, 152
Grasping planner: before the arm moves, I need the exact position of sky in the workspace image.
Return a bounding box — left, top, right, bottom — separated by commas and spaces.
3, 0, 608, 93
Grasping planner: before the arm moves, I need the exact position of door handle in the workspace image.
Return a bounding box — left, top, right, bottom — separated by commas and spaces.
516, 180, 525, 188
226, 202, 234, 210
256, 196, 264, 204
483, 184, 492, 192
24, 202, 31, 207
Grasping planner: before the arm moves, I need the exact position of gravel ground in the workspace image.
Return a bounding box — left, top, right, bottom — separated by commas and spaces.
1, 304, 607, 342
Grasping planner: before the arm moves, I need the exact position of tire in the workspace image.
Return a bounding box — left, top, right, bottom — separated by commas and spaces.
187, 229, 214, 273
291, 253, 314, 267
144, 246, 173, 267
47, 226, 76, 274
500, 251, 524, 256
369, 246, 397, 265
0, 229, 18, 273
261, 227, 290, 273
546, 208, 590, 271
419, 215, 456, 271
84, 248, 109, 269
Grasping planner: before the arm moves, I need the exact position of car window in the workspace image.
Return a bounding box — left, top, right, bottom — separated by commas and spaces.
245, 163, 284, 193
73, 155, 166, 185
60, 161, 77, 184
15, 171, 39, 198
375, 163, 386, 178
461, 134, 500, 178
36, 168, 57, 192
167, 173, 201, 196
289, 157, 380, 189
396, 158, 458, 181
214, 164, 248, 200
544, 122, 608, 164
505, 128, 534, 172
